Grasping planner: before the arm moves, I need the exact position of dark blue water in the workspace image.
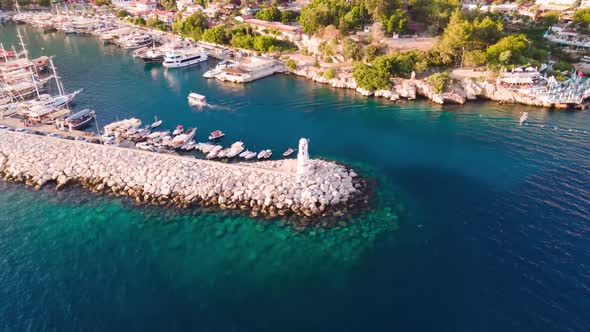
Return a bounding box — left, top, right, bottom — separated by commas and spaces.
1, 24, 589, 332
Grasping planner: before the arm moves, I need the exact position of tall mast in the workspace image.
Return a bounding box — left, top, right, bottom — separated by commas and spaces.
0, 43, 8, 62
49, 57, 64, 96
30, 71, 40, 98
16, 27, 28, 60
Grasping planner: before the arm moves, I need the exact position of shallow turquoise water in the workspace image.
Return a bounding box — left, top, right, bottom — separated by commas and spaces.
1, 24, 590, 332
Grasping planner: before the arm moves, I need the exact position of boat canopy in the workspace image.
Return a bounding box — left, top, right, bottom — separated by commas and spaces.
66, 108, 94, 121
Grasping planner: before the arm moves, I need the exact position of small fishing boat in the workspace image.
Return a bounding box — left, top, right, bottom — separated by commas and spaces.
257, 149, 272, 160
188, 92, 206, 106
57, 109, 96, 130
239, 150, 251, 158
169, 128, 196, 149
226, 141, 244, 157
181, 140, 196, 151
519, 112, 528, 124
282, 148, 294, 157
208, 130, 225, 140
136, 142, 155, 151
173, 125, 183, 136
123, 35, 152, 49
132, 46, 150, 58
199, 143, 216, 153
244, 151, 257, 160
151, 116, 162, 128
206, 145, 223, 159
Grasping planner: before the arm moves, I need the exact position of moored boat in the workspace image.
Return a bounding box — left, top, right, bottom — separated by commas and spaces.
282, 148, 294, 157
56, 108, 95, 130
257, 149, 272, 160
162, 48, 208, 69
208, 130, 224, 140
151, 116, 162, 128
173, 125, 183, 136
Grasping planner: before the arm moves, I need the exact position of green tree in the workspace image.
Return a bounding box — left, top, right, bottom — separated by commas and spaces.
574, 8, 590, 25
95, 0, 111, 6
172, 12, 208, 38
160, 0, 177, 10
542, 11, 559, 26
426, 72, 449, 94
202, 26, 228, 44
486, 34, 529, 67
146, 16, 160, 28
285, 58, 297, 70
352, 63, 391, 91
342, 38, 363, 61
253, 35, 275, 53
463, 50, 486, 67
230, 34, 255, 49
385, 9, 409, 35
280, 10, 300, 23
255, 5, 282, 22
117, 9, 130, 18
323, 68, 336, 79
364, 44, 380, 62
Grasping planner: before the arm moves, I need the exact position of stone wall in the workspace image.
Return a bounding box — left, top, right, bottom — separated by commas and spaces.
0, 131, 368, 226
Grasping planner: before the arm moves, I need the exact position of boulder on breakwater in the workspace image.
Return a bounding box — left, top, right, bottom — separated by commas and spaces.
0, 131, 370, 227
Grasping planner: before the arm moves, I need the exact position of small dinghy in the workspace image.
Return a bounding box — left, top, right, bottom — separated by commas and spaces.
282, 148, 294, 157
257, 149, 272, 160
173, 125, 183, 136
208, 130, 225, 140
244, 151, 257, 160
151, 116, 162, 128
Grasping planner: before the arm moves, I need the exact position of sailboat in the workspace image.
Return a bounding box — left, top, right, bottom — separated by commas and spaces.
151, 116, 162, 128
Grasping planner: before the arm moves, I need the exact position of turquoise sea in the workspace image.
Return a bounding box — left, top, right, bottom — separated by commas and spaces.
1, 24, 589, 332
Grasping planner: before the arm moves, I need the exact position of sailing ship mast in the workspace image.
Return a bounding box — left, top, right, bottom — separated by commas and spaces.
30, 71, 40, 98
0, 43, 8, 62
49, 57, 65, 96
16, 27, 28, 60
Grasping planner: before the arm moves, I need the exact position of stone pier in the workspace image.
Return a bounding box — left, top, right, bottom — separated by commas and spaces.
0, 131, 368, 225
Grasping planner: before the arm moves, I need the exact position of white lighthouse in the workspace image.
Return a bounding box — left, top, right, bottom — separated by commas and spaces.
297, 138, 309, 175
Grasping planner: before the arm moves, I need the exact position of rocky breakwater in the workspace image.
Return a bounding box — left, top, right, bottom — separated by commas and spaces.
0, 131, 369, 227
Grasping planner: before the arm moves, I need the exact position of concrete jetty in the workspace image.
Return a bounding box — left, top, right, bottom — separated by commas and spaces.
0, 131, 368, 226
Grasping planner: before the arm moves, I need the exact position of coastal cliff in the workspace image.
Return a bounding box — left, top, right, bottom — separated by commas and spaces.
291, 66, 560, 108
0, 131, 369, 228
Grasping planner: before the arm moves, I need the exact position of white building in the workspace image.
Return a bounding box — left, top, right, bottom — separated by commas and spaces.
534, 0, 577, 7
112, 0, 134, 8
176, 0, 194, 11
135, 0, 157, 11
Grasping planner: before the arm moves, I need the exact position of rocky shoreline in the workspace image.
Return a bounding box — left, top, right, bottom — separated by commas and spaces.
291, 66, 572, 108
0, 130, 370, 228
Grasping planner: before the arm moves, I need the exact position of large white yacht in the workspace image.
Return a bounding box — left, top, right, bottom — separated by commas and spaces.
162, 48, 208, 69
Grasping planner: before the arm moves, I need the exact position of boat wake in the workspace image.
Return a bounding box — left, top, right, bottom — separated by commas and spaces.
188, 103, 233, 112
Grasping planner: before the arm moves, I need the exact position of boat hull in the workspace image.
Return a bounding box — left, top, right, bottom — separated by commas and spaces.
163, 55, 208, 69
